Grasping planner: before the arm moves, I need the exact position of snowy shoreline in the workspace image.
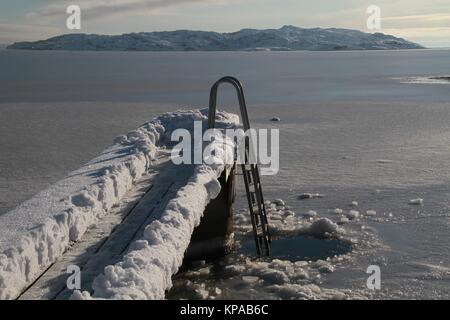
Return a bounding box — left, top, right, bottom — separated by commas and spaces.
0, 109, 238, 299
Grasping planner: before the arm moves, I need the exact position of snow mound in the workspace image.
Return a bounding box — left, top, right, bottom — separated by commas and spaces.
309, 218, 342, 238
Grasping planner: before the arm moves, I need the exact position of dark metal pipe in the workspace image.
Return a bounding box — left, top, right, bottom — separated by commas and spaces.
208, 76, 251, 131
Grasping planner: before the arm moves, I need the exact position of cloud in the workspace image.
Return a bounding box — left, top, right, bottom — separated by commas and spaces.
383, 27, 450, 39
0, 23, 63, 43
378, 12, 450, 36
383, 27, 450, 47
383, 13, 450, 22
27, 0, 223, 22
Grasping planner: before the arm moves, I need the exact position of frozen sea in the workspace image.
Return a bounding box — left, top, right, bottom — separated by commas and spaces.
1, 48, 450, 299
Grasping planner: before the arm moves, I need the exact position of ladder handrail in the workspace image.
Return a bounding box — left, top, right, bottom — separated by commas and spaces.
208, 76, 251, 131
208, 76, 272, 257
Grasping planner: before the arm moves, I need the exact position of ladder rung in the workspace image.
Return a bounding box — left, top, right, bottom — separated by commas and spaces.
249, 183, 260, 191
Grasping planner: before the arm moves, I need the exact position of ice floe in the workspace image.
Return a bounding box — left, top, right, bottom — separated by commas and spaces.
395, 76, 450, 85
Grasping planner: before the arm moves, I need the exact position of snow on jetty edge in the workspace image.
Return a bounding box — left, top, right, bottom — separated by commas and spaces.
0, 109, 239, 300
73, 165, 225, 300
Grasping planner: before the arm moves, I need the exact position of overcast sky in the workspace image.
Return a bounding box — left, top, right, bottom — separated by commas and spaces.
0, 0, 449, 47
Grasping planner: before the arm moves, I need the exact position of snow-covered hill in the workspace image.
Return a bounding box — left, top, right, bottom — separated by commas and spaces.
7, 25, 424, 51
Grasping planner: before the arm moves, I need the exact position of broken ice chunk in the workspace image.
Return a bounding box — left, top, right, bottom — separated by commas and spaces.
303, 210, 317, 218
409, 198, 423, 205
346, 210, 360, 220
298, 193, 323, 200
366, 210, 377, 216
273, 199, 285, 206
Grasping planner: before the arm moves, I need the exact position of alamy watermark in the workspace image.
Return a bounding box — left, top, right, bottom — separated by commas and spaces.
366, 5, 382, 31
66, 5, 81, 30
66, 265, 81, 290
170, 121, 279, 176
366, 265, 381, 290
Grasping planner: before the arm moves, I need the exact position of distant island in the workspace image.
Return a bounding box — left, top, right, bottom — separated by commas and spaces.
7, 25, 424, 51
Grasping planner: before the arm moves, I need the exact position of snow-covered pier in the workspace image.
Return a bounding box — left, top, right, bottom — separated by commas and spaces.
0, 109, 239, 300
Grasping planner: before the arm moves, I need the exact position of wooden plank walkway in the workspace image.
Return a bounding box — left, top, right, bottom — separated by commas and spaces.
18, 150, 195, 300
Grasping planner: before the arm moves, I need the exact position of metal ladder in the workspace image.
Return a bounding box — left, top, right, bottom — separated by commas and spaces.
208, 76, 272, 257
